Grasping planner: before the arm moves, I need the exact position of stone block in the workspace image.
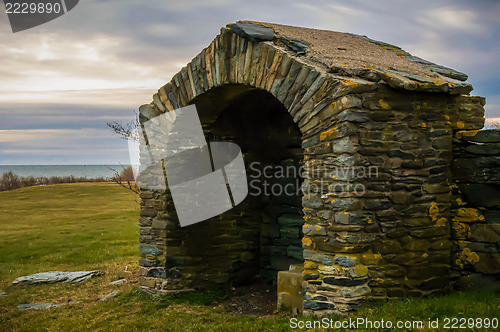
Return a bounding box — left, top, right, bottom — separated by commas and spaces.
302, 194, 323, 208
323, 276, 366, 286
281, 227, 300, 238
454, 273, 500, 292
287, 246, 304, 260
140, 208, 158, 218
469, 224, 500, 243
458, 184, 500, 209
303, 301, 335, 310
303, 224, 327, 236
303, 250, 333, 265
484, 210, 500, 224
334, 255, 358, 267
474, 253, 500, 274
457, 129, 500, 143
139, 244, 162, 256
277, 270, 304, 313
278, 214, 305, 227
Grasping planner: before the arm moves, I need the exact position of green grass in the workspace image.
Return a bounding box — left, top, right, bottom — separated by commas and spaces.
0, 183, 498, 331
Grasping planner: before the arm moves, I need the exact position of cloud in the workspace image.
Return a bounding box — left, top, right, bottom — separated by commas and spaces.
417, 7, 485, 33
0, 128, 130, 165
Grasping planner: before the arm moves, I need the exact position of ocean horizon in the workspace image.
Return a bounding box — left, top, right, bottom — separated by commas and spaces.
0, 165, 131, 179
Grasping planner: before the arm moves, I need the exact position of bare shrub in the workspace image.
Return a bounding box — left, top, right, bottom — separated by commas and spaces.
0, 171, 21, 191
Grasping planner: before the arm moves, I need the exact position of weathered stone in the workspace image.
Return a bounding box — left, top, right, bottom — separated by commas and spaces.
139, 245, 162, 256
337, 109, 369, 123
303, 300, 335, 310
98, 291, 120, 302
287, 246, 304, 260
302, 194, 323, 209
484, 210, 500, 223
229, 23, 275, 42
280, 36, 309, 55
457, 129, 500, 143
278, 214, 305, 227
278, 270, 304, 313
17, 303, 68, 310
474, 253, 500, 274
334, 255, 358, 267
323, 276, 366, 286
281, 227, 300, 238
454, 273, 500, 292
147, 268, 182, 279
12, 271, 102, 285
469, 224, 500, 243
303, 250, 333, 265
458, 184, 500, 209
303, 224, 327, 236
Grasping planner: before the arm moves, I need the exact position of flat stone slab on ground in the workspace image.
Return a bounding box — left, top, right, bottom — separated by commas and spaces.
16, 303, 66, 310
109, 279, 126, 285
16, 301, 81, 310
12, 271, 102, 285
98, 291, 120, 301
0, 291, 7, 298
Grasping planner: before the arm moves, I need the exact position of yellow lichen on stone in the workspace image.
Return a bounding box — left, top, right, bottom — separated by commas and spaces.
342, 80, 358, 88
436, 217, 447, 227
378, 99, 389, 109
320, 127, 335, 141
455, 130, 478, 139
429, 202, 439, 221
456, 247, 480, 269
422, 122, 427, 128
349, 265, 368, 277
452, 222, 471, 238
302, 237, 313, 247
456, 198, 466, 206
304, 260, 318, 270
456, 121, 465, 129
302, 269, 318, 276
453, 208, 481, 223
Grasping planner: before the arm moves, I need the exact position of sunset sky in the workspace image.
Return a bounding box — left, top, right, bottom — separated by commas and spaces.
1, 0, 499, 165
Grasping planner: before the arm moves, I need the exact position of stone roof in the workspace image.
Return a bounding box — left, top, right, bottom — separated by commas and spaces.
231, 21, 472, 94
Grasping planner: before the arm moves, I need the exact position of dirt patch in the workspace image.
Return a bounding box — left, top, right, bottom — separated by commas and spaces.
223, 281, 278, 316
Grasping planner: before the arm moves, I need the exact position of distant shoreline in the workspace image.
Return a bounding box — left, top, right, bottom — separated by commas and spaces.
0, 165, 131, 179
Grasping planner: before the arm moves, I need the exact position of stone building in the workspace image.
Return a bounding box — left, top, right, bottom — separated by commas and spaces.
137, 22, 500, 316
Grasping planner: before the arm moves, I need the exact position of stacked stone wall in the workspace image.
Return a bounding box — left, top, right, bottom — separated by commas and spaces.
451, 129, 500, 290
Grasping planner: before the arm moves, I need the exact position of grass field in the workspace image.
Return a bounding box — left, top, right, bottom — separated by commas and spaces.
0, 183, 498, 331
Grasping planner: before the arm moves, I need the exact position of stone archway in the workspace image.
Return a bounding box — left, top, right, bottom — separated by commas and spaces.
137, 22, 489, 316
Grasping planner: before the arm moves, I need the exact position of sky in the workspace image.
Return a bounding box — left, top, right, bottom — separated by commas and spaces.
0, 0, 499, 165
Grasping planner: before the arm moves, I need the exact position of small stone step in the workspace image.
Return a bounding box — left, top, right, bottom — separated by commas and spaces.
277, 269, 303, 314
